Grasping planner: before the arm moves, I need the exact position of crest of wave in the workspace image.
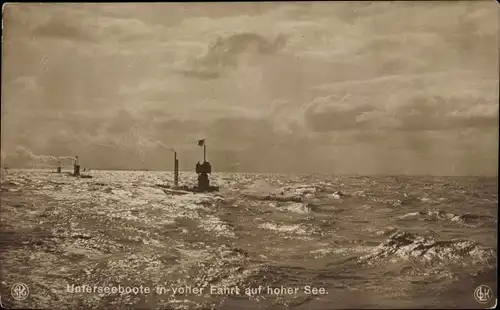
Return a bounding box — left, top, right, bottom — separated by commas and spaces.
241, 179, 278, 195
358, 230, 496, 267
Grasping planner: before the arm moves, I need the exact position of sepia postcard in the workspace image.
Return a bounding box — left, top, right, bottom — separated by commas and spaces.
1, 2, 498, 309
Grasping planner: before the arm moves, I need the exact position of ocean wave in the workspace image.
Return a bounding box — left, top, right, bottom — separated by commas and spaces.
358, 230, 496, 266
310, 246, 371, 258
241, 193, 303, 203
279, 202, 315, 214
399, 209, 496, 227
198, 216, 236, 238
258, 222, 315, 236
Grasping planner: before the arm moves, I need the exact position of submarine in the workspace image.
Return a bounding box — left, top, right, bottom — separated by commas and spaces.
56, 156, 92, 178
161, 139, 219, 194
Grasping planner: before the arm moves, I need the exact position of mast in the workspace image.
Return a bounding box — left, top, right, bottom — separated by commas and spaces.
174, 151, 179, 187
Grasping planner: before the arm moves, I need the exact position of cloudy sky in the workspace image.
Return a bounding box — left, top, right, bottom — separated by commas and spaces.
1, 2, 498, 175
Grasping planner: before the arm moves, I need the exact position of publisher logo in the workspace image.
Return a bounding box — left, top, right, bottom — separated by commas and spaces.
474, 285, 493, 304
11, 282, 30, 301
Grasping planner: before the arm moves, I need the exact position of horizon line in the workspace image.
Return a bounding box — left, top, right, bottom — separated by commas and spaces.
2, 167, 498, 178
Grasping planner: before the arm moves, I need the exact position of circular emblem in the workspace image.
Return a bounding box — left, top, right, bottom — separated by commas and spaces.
11, 282, 30, 301
474, 285, 493, 304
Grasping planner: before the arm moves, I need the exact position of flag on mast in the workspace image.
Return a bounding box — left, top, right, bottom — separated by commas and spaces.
197, 139, 205, 146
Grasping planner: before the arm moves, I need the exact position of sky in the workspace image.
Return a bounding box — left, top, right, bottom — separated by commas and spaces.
1, 2, 498, 175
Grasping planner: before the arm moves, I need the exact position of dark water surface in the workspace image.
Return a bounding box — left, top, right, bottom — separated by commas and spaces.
0, 170, 497, 309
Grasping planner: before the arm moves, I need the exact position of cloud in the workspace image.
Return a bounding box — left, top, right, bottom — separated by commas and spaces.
33, 15, 95, 42
395, 95, 498, 131
301, 94, 376, 132
206, 32, 287, 63
174, 69, 221, 80
6, 4, 171, 44
178, 32, 288, 79
302, 92, 498, 133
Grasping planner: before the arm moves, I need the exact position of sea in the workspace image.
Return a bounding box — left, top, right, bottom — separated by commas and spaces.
0, 169, 497, 309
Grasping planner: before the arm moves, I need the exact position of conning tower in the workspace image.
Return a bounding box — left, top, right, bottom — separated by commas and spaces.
195, 139, 212, 191
73, 156, 80, 176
